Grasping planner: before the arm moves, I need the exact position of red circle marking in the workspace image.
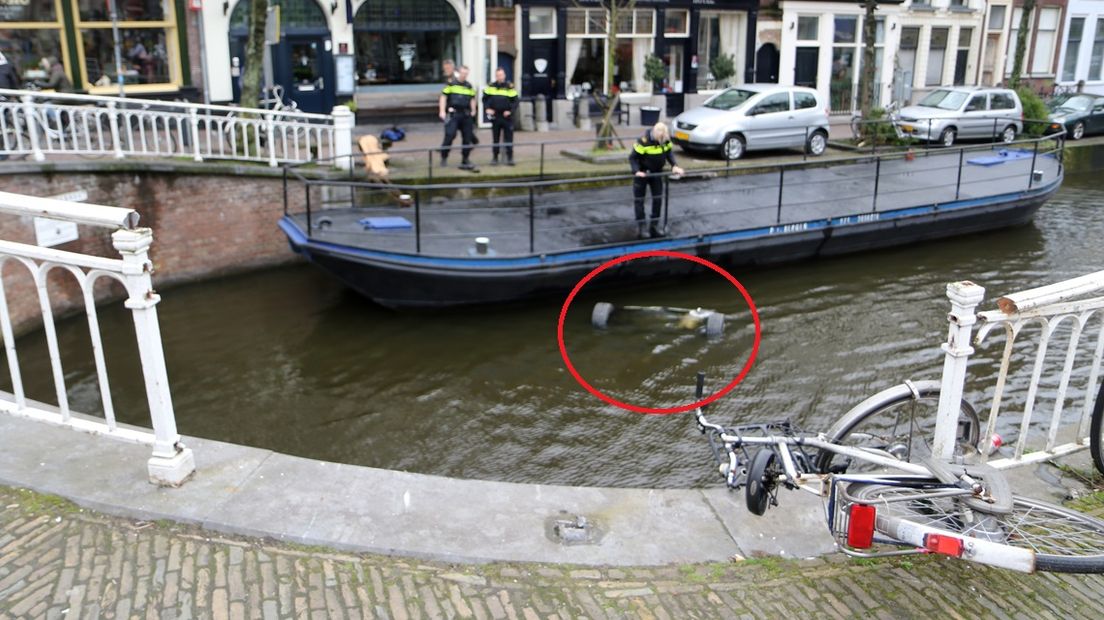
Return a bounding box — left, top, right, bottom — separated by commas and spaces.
556, 250, 761, 415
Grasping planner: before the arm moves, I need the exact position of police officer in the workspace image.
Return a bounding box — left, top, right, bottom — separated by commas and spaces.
438, 65, 477, 170
628, 122, 684, 238
482, 67, 518, 166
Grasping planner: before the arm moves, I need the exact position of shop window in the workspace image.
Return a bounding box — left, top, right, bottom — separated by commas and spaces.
665, 10, 689, 37
529, 7, 556, 38
663, 46, 683, 92
1064, 17, 1084, 81
797, 16, 818, 42
567, 8, 607, 36
77, 0, 177, 91
353, 0, 461, 85
616, 9, 654, 37
0, 2, 67, 86
0, 2, 58, 21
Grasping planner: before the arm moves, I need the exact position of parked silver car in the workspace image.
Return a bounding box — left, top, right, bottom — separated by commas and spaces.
895, 87, 1023, 147
671, 85, 831, 160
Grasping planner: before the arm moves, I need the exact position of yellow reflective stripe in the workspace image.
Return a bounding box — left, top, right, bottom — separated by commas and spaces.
484, 86, 518, 97
443, 85, 476, 96
634, 142, 672, 155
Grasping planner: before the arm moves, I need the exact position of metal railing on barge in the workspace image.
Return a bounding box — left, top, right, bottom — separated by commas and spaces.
283, 132, 1065, 258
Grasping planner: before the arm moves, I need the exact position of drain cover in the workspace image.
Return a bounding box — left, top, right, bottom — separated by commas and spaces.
545, 512, 604, 546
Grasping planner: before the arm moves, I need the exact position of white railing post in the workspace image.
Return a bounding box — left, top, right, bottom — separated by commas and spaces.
107, 100, 125, 159
188, 107, 202, 162
21, 94, 43, 162
265, 113, 277, 167
112, 228, 195, 486
332, 105, 353, 171
934, 281, 986, 459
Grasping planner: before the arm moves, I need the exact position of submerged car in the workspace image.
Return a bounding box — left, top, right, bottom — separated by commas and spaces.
895, 87, 1023, 146
1046, 93, 1104, 139
671, 85, 831, 160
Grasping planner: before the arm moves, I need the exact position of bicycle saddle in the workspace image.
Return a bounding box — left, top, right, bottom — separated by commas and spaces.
922, 458, 1014, 515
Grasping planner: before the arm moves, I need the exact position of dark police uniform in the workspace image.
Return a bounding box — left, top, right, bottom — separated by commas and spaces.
628, 130, 678, 237
441, 78, 476, 166
482, 80, 518, 164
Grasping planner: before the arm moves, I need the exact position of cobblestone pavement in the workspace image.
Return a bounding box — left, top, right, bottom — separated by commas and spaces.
2, 487, 1104, 619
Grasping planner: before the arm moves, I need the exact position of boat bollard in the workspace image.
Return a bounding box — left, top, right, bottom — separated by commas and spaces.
475, 236, 491, 255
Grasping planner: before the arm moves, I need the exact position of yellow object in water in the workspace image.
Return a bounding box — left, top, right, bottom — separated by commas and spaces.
678, 308, 711, 329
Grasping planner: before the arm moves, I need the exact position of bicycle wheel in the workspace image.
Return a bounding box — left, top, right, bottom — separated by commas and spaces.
818, 381, 980, 473
1090, 378, 1104, 475
848, 482, 1104, 573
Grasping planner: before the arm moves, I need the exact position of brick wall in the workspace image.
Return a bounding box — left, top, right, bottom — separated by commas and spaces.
0, 170, 305, 335
487, 8, 517, 58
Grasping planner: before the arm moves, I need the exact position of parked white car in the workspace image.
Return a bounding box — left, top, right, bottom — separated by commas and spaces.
895, 87, 1023, 147
671, 85, 831, 160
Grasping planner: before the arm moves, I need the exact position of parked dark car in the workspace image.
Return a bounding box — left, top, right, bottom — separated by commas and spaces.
1046, 93, 1104, 140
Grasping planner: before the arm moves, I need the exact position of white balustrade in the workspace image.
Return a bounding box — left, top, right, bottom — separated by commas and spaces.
0, 88, 344, 167
934, 272, 1104, 469
0, 190, 194, 486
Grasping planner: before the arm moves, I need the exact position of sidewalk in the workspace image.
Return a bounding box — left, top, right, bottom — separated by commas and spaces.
3, 485, 1103, 619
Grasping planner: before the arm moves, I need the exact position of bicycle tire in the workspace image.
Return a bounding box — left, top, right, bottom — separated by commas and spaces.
817, 381, 980, 473
1090, 377, 1104, 475
848, 481, 1104, 573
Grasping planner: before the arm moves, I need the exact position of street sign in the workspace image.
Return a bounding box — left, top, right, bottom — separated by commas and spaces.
34, 189, 87, 247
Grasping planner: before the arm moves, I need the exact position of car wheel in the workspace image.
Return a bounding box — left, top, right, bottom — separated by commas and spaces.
1072, 121, 1086, 140
1000, 124, 1016, 143
722, 134, 745, 160
806, 130, 828, 156
939, 127, 956, 147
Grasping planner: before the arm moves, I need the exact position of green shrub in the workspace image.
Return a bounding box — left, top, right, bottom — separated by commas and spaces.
1016, 86, 1049, 137
709, 54, 736, 85
644, 55, 666, 89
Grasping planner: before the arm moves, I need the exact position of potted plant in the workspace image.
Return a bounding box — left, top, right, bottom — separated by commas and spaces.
709, 54, 736, 89
644, 55, 666, 93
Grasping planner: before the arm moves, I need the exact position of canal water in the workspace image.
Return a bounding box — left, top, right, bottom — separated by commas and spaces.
6, 174, 1103, 488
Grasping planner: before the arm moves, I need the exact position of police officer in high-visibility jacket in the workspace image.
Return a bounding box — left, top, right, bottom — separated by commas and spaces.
628, 122, 684, 238
482, 67, 518, 165
438, 65, 477, 169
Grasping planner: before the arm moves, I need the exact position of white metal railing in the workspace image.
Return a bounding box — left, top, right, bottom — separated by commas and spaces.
0, 190, 194, 485
0, 89, 353, 169
933, 273, 1104, 469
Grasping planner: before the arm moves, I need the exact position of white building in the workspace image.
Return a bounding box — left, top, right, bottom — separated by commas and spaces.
1056, 0, 1104, 94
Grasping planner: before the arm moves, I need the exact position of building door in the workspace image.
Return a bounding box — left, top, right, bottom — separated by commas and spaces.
756, 43, 779, 83
795, 47, 818, 87
525, 39, 557, 121
279, 35, 335, 113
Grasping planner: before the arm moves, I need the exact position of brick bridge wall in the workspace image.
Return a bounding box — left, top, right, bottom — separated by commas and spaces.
0, 163, 316, 336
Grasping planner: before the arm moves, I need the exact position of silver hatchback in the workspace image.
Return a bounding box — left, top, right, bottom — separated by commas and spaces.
671, 85, 831, 160
895, 87, 1023, 146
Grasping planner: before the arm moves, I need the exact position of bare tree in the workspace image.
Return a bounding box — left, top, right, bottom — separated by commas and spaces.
858, 0, 877, 121
1009, 0, 1036, 89
571, 0, 634, 148
240, 0, 269, 109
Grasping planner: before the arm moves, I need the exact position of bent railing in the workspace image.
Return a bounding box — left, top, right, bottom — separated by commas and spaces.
0, 190, 194, 485
934, 273, 1104, 469
0, 89, 351, 168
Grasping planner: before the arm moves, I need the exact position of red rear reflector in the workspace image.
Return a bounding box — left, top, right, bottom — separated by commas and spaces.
847, 504, 876, 548
924, 533, 965, 557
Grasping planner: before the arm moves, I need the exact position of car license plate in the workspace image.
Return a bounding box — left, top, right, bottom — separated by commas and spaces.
674, 131, 689, 141
901, 124, 913, 133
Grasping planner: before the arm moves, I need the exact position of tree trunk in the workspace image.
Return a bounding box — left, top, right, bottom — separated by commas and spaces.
596, 0, 633, 144
1010, 0, 1035, 89
859, 0, 877, 122
240, 0, 269, 109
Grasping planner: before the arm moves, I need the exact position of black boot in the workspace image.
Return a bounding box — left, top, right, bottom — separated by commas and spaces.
649, 221, 665, 238
506, 154, 515, 166
491, 154, 499, 165
636, 221, 648, 239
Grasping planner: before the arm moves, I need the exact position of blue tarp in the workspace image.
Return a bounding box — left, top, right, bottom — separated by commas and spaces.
967, 149, 1035, 166
359, 216, 413, 230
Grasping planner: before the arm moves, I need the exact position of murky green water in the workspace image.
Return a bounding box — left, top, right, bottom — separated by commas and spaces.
6, 174, 1104, 487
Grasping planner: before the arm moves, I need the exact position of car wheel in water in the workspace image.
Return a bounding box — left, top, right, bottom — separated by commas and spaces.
722, 134, 745, 160
806, 130, 828, 156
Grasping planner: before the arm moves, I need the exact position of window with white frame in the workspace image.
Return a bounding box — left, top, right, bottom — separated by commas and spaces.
613, 9, 654, 92
664, 9, 689, 36
927, 27, 949, 85
615, 8, 654, 36
1091, 18, 1104, 79
954, 27, 973, 85
529, 7, 556, 38
1031, 7, 1060, 74
831, 16, 857, 111
900, 26, 920, 84
1063, 17, 1085, 81
566, 8, 607, 36
797, 16, 819, 42
1005, 8, 1023, 75
988, 5, 1006, 30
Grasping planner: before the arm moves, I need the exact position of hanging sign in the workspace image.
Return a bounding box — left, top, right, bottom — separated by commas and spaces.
34, 189, 87, 248
534, 58, 548, 75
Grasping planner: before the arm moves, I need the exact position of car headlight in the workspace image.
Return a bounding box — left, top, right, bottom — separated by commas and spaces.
676, 121, 697, 131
